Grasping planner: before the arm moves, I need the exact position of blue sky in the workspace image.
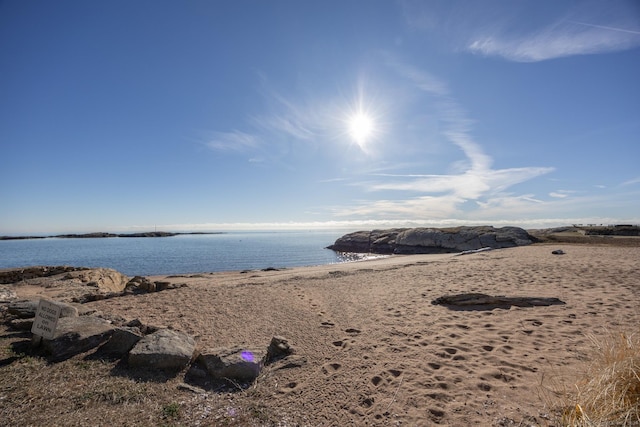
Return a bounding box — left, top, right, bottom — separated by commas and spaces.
1, 0, 639, 234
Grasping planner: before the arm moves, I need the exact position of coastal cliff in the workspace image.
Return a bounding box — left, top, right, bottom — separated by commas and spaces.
327, 226, 535, 254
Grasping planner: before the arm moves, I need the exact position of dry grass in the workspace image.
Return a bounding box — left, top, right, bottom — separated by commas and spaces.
0, 324, 294, 426
543, 330, 640, 426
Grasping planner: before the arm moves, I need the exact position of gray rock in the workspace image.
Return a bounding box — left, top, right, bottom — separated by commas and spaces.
266, 336, 294, 363
128, 329, 196, 370
198, 346, 266, 381
98, 327, 143, 357
41, 316, 116, 361
7, 300, 39, 318
431, 293, 566, 309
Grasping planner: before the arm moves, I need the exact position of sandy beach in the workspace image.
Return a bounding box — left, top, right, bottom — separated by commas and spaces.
2, 243, 639, 426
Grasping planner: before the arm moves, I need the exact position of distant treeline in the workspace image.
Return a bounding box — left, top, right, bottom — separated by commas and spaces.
0, 232, 223, 241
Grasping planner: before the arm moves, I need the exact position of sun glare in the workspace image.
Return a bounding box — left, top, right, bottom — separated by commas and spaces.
348, 112, 374, 147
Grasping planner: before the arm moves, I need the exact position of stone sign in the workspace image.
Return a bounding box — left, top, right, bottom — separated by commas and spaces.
31, 299, 61, 339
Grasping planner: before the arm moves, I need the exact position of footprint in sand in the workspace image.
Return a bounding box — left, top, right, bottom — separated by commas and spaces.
277, 381, 304, 394
321, 362, 342, 376
388, 369, 403, 377
371, 375, 384, 386
333, 337, 357, 350
320, 321, 335, 328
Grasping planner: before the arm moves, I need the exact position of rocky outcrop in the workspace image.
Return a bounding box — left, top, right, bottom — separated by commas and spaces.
327, 226, 534, 254
0, 266, 89, 284
0, 266, 130, 303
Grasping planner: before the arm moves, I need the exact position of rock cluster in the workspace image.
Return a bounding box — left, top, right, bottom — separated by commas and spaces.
3, 296, 297, 387
327, 226, 534, 254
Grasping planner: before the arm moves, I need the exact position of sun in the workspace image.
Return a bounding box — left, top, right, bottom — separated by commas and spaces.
348, 112, 375, 147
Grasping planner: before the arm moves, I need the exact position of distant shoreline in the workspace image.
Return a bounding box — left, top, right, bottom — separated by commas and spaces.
0, 231, 224, 241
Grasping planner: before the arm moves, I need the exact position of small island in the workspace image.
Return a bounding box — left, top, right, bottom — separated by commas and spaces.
0, 231, 223, 241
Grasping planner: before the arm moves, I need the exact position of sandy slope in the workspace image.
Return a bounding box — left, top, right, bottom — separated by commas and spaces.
62, 244, 639, 425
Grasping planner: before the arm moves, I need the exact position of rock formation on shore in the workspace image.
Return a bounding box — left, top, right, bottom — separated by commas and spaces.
327, 226, 534, 254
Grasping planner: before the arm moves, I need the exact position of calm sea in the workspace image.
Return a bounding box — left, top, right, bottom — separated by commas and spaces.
0, 231, 362, 276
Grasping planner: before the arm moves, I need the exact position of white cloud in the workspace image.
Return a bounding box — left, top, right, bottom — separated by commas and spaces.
468, 20, 640, 62
549, 190, 576, 198
402, 0, 640, 62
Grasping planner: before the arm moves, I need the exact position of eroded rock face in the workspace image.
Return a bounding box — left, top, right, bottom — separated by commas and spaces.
327, 226, 534, 254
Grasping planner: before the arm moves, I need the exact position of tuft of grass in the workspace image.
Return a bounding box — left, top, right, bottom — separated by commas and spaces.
162, 402, 181, 419
545, 330, 640, 426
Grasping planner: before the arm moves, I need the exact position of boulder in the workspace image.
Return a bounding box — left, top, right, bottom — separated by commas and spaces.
128, 329, 196, 370
41, 316, 116, 361
198, 346, 267, 382
328, 226, 534, 255
97, 326, 143, 358
8, 299, 78, 319
7, 300, 39, 318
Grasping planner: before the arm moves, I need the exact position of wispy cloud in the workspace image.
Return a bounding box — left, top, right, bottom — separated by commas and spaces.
206, 130, 261, 152
468, 19, 640, 62
402, 0, 640, 62
204, 75, 336, 158
621, 176, 640, 186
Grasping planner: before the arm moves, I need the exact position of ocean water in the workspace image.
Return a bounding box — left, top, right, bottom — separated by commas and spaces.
0, 231, 360, 276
